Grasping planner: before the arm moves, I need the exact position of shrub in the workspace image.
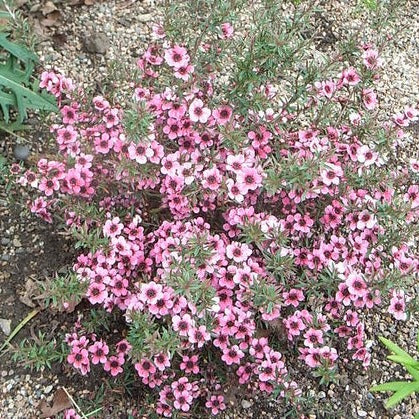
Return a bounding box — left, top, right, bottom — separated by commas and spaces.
13, 0, 418, 416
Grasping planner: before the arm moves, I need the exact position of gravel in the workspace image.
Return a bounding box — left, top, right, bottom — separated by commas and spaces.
0, 0, 418, 418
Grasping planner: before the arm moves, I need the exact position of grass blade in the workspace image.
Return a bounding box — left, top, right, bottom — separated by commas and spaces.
0, 308, 40, 354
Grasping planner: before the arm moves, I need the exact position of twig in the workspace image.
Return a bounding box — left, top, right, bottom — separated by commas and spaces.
62, 387, 89, 419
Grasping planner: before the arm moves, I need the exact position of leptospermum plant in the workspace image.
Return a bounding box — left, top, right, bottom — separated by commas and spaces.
14, 0, 418, 416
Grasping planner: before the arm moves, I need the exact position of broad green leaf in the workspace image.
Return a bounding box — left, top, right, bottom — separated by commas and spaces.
379, 336, 416, 362
0, 33, 38, 63
0, 32, 57, 128
385, 381, 419, 408
387, 355, 419, 367
0, 11, 10, 18
370, 381, 410, 392
405, 365, 419, 381
0, 72, 56, 110
0, 89, 14, 121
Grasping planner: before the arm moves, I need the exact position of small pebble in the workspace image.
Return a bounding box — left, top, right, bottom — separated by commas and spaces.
44, 385, 53, 394
241, 400, 253, 409
13, 144, 30, 161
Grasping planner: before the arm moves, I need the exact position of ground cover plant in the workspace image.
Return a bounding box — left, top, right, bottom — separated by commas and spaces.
9, 0, 418, 417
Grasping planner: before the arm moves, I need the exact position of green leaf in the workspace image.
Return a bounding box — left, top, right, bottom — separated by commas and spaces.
0, 33, 57, 127
370, 381, 410, 392
387, 355, 419, 367
385, 381, 419, 408
379, 336, 416, 362
0, 71, 57, 121
0, 33, 38, 63
405, 365, 419, 381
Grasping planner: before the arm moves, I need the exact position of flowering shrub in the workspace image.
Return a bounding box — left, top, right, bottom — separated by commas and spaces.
14, 1, 418, 416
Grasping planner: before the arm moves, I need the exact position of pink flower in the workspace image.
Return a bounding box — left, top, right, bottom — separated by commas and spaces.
345, 273, 368, 298
135, 358, 156, 378
172, 314, 194, 336
87, 282, 108, 305
237, 363, 254, 384
57, 126, 78, 145
284, 314, 306, 338
304, 347, 322, 368
39, 177, 60, 196
68, 347, 89, 370
213, 334, 229, 350
336, 283, 352, 306
103, 217, 123, 238
341, 67, 361, 86
226, 178, 245, 203
283, 289, 304, 307
206, 395, 226, 415
320, 346, 338, 364
92, 95, 110, 111
163, 118, 182, 140
110, 276, 128, 297
226, 154, 246, 172
249, 337, 269, 359
171, 376, 192, 396
293, 213, 314, 234
236, 167, 263, 193
220, 22, 234, 39
103, 108, 120, 128
89, 341, 109, 364
139, 281, 163, 305
356, 210, 376, 230
151, 23, 166, 39
94, 132, 114, 154
344, 310, 360, 327
221, 345, 244, 365
303, 328, 324, 347
226, 242, 252, 263
404, 105, 418, 121
315, 79, 336, 99
357, 145, 377, 166
363, 88, 378, 110
188, 98, 211, 123
188, 325, 211, 348
321, 163, 343, 186
202, 167, 222, 190
362, 48, 383, 69
164, 45, 190, 69
115, 339, 131, 356
180, 355, 200, 374
173, 390, 193, 412
64, 409, 81, 419
409, 158, 419, 173
388, 293, 407, 321
258, 360, 276, 382
213, 105, 232, 125
104, 355, 124, 376
128, 142, 153, 164
154, 352, 171, 371
174, 65, 194, 81
404, 185, 419, 208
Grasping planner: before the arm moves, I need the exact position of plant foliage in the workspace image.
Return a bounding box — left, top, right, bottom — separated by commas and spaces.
370, 335, 419, 413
